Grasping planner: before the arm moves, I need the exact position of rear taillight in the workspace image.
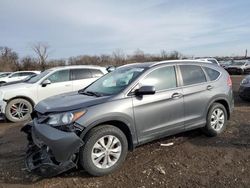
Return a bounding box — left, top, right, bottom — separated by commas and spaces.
227, 76, 232, 87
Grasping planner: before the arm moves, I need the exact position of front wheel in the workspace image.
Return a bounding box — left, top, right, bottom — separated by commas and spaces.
203, 103, 227, 137
5, 98, 33, 122
79, 125, 128, 176
0, 81, 6, 86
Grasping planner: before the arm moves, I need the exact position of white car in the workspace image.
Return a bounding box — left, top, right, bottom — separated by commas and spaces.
196, 58, 220, 66
0, 71, 40, 85
0, 72, 12, 78
0, 65, 108, 122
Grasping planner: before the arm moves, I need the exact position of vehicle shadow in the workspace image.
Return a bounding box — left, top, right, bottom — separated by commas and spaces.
188, 123, 250, 150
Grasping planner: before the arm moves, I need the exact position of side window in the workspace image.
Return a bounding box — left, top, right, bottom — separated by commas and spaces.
140, 66, 177, 91
20, 72, 35, 76
90, 69, 104, 77
203, 67, 220, 81
10, 73, 20, 78
180, 65, 206, 86
71, 69, 92, 80
47, 70, 70, 83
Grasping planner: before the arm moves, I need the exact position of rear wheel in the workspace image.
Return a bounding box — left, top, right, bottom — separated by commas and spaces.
79, 125, 128, 176
5, 98, 33, 122
203, 103, 227, 137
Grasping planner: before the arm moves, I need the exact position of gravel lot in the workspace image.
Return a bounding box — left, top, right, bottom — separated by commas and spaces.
0, 75, 250, 188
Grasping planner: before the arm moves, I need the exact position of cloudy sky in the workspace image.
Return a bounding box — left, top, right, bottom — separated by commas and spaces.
1, 0, 250, 59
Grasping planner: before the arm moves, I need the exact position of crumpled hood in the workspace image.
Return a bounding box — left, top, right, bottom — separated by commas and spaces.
35, 91, 111, 114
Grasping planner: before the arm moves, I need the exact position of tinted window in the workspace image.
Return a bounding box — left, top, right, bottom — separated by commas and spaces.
140, 66, 177, 91
203, 67, 220, 81
90, 69, 104, 77
71, 69, 92, 80
10, 73, 21, 77
20, 72, 36, 76
47, 70, 70, 83
180, 65, 206, 86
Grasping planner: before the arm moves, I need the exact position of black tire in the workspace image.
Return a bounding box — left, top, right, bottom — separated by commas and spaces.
203, 103, 227, 137
5, 98, 33, 122
0, 81, 6, 86
79, 125, 128, 176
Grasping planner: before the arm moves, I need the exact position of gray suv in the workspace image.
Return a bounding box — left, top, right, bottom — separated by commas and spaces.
22, 60, 234, 177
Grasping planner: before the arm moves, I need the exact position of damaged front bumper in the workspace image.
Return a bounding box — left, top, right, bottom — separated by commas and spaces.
21, 121, 84, 177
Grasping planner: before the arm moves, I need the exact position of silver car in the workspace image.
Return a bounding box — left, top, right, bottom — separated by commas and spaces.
23, 60, 234, 177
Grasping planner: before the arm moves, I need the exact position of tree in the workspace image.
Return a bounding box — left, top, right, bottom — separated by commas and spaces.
32, 42, 50, 70
0, 46, 19, 71
112, 49, 126, 66
20, 56, 38, 70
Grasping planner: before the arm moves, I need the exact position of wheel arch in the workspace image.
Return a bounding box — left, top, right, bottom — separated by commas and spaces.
80, 119, 135, 151
207, 98, 230, 120
5, 96, 35, 108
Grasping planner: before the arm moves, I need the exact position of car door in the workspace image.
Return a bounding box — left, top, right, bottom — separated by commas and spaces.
37, 69, 73, 101
178, 64, 210, 130
71, 69, 97, 91
7, 72, 21, 82
132, 65, 184, 144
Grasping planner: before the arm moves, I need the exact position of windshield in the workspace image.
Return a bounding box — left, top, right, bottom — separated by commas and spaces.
26, 70, 51, 83
233, 61, 246, 66
0, 73, 10, 78
81, 66, 146, 96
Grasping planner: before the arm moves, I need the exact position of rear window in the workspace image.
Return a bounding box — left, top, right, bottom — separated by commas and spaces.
71, 69, 92, 80
203, 67, 220, 81
20, 72, 36, 76
180, 65, 206, 86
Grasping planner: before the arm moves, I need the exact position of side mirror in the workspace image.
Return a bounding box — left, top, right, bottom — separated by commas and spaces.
42, 79, 51, 87
135, 86, 156, 96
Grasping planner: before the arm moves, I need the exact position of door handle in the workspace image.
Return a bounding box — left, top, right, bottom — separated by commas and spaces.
207, 85, 213, 90
172, 93, 183, 99
65, 84, 71, 87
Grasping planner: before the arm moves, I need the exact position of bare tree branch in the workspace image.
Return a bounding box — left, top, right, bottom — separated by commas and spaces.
32, 42, 50, 70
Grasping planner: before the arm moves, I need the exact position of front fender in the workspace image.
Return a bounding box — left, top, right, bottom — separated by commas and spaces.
78, 114, 138, 147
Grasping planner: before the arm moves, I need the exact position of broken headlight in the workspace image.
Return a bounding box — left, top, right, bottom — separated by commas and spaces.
47, 110, 86, 126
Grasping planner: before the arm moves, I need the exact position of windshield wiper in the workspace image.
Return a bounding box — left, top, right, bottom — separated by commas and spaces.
78, 90, 102, 97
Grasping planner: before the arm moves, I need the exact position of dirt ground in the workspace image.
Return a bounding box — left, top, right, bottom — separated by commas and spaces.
0, 76, 250, 188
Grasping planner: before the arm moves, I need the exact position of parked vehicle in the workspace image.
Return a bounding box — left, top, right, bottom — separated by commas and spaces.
0, 71, 40, 86
226, 60, 250, 75
196, 58, 220, 66
239, 75, 250, 101
1, 74, 37, 87
219, 60, 233, 70
0, 65, 107, 122
22, 60, 234, 177
0, 72, 12, 78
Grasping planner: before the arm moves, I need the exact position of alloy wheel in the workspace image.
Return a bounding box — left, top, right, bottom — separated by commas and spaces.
91, 135, 122, 169
210, 108, 225, 131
